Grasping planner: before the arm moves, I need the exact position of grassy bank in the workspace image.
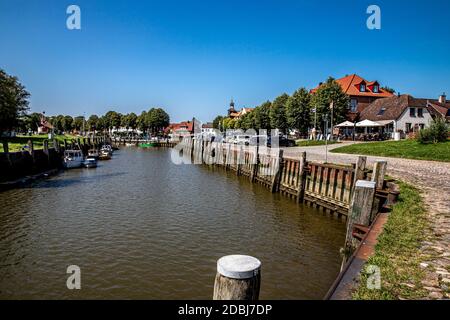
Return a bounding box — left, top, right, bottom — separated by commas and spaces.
331, 140, 450, 162
353, 182, 429, 300
296, 140, 340, 147
0, 134, 78, 152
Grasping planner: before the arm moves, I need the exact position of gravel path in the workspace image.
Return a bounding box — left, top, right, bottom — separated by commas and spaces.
283, 142, 450, 299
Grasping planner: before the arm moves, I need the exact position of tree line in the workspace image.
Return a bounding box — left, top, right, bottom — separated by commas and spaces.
213, 77, 351, 135
0, 68, 170, 135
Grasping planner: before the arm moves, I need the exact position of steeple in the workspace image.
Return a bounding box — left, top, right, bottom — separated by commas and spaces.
228, 98, 236, 116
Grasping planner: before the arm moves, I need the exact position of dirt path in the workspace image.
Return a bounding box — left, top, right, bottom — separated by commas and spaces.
283, 143, 450, 299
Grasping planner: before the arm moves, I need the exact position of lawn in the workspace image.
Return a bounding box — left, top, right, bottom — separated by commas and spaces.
0, 134, 79, 152
331, 139, 450, 162
296, 140, 340, 147
353, 182, 430, 300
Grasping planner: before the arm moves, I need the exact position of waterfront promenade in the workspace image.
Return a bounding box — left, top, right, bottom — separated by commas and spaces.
283, 142, 450, 299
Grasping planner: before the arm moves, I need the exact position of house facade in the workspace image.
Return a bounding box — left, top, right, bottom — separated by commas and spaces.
311, 74, 394, 121
359, 94, 449, 135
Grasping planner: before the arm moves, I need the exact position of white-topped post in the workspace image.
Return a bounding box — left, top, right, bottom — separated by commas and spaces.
213, 255, 261, 300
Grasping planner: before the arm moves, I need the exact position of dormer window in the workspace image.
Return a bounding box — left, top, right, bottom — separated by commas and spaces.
373, 85, 379, 93
377, 107, 385, 115
359, 84, 366, 92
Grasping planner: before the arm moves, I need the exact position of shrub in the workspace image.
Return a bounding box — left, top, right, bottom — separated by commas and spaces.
417, 118, 449, 144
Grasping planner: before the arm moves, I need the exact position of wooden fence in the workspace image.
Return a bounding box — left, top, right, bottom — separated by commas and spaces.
174, 138, 377, 217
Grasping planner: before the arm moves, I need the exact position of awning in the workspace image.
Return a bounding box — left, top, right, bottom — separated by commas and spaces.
376, 120, 395, 126
356, 119, 384, 127
335, 121, 355, 127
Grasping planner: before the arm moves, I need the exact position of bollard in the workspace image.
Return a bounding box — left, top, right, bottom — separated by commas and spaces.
213, 255, 261, 300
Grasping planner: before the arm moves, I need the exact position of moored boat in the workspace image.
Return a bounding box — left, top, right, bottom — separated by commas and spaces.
83, 156, 98, 168
63, 150, 84, 169
98, 150, 111, 160
88, 149, 99, 159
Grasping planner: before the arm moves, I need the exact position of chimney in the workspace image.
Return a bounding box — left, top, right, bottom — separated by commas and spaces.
439, 92, 446, 104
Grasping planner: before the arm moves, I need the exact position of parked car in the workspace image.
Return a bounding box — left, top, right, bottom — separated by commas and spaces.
267, 135, 295, 147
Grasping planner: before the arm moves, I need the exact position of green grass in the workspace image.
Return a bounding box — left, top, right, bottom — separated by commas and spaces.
296, 140, 340, 147
331, 139, 450, 162
0, 134, 79, 152
353, 182, 430, 300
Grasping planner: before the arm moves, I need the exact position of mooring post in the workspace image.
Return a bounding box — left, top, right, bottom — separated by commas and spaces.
43, 140, 50, 166
250, 146, 259, 182
213, 255, 261, 300
343, 180, 376, 259
372, 160, 387, 190
353, 156, 367, 189
2, 140, 9, 154
270, 149, 284, 193
296, 151, 307, 203
28, 139, 35, 162
236, 145, 243, 176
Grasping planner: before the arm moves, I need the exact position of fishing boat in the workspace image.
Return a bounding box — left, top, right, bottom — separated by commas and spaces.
98, 150, 111, 160
83, 156, 98, 168
63, 150, 84, 169
125, 142, 135, 147
101, 144, 113, 155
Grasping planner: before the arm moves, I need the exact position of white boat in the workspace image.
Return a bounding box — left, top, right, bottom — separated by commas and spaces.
63, 150, 84, 169
88, 149, 99, 159
125, 142, 134, 147
83, 156, 98, 168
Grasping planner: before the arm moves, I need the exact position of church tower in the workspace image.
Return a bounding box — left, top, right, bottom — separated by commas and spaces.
227, 99, 236, 117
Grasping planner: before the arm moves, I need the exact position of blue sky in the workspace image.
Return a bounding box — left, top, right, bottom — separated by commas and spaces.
1, 0, 449, 122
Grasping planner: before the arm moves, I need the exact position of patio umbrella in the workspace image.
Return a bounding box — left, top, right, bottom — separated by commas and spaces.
335, 120, 355, 127
355, 119, 383, 127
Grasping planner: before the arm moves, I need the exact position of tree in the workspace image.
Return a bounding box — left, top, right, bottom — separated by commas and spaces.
146, 108, 170, 134
0, 69, 30, 133
254, 101, 272, 130
104, 111, 122, 131
87, 115, 99, 131
310, 77, 350, 127
286, 88, 311, 135
137, 111, 148, 133
122, 112, 138, 131
213, 115, 224, 130
73, 116, 85, 132
270, 93, 289, 134
21, 112, 41, 133
62, 115, 74, 132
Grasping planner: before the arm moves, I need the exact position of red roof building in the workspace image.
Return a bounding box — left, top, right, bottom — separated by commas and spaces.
311, 74, 394, 121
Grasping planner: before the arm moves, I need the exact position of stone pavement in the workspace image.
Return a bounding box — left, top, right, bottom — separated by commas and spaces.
283, 142, 450, 299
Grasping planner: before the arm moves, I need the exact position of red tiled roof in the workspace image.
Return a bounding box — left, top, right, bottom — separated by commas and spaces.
311, 74, 394, 98
165, 121, 194, 133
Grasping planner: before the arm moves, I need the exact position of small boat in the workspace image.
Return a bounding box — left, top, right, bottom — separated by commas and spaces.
63, 150, 84, 169
98, 150, 111, 160
101, 144, 113, 155
83, 156, 98, 168
139, 142, 158, 148
88, 149, 99, 159
125, 142, 135, 147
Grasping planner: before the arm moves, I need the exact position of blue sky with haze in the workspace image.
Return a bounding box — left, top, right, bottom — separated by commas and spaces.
0, 0, 449, 122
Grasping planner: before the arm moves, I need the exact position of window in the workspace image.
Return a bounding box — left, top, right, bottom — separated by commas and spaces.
409, 108, 416, 117
418, 108, 424, 117
360, 84, 366, 92
377, 107, 386, 116
373, 85, 379, 93
405, 123, 412, 133
350, 99, 358, 112
419, 124, 425, 130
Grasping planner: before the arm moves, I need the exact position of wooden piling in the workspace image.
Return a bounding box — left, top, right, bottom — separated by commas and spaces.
372, 160, 387, 190
344, 180, 376, 255
213, 255, 261, 300
270, 149, 284, 193
296, 152, 307, 203
353, 156, 367, 187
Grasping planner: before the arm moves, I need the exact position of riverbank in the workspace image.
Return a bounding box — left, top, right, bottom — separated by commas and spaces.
331, 140, 450, 162
0, 134, 79, 152
283, 144, 450, 300
353, 181, 431, 299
